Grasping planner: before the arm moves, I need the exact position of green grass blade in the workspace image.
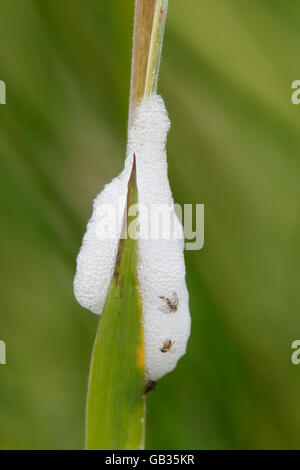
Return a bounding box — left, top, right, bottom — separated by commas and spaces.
85, 156, 145, 450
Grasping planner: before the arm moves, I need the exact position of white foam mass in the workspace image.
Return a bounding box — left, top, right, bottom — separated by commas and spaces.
74, 95, 191, 381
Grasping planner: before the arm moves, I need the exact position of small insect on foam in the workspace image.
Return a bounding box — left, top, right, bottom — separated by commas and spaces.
158, 292, 178, 313
161, 339, 172, 353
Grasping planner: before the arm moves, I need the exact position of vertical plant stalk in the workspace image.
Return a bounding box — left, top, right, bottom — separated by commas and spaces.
85, 0, 169, 451
144, 0, 168, 98
129, 0, 156, 123
129, 0, 169, 123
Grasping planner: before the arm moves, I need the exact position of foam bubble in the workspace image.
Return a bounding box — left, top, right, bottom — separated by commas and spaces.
74, 95, 191, 380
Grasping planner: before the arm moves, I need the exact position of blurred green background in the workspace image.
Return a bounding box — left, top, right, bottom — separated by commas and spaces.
0, 0, 300, 449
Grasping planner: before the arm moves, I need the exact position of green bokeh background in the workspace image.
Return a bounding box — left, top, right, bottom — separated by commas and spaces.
0, 0, 300, 449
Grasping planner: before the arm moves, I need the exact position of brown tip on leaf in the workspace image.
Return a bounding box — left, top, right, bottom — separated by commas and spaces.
144, 380, 156, 395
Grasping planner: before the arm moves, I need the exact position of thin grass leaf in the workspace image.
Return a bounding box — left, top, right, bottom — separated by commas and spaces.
85, 156, 145, 450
